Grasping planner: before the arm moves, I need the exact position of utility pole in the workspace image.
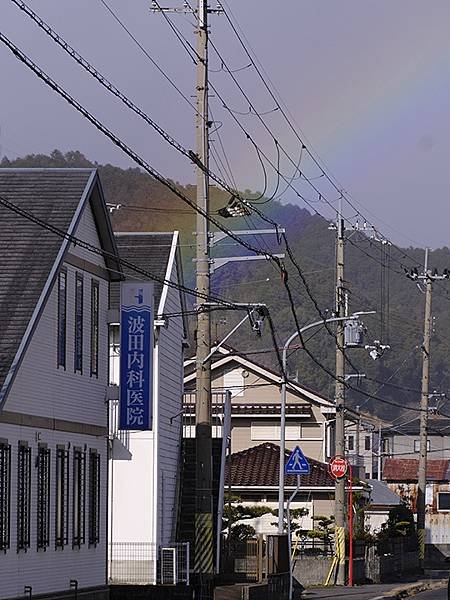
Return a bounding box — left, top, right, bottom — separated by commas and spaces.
417, 248, 432, 569
404, 249, 449, 567
355, 405, 360, 474
194, 0, 214, 589
334, 199, 346, 585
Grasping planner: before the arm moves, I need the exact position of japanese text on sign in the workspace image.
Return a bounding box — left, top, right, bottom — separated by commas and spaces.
119, 282, 153, 430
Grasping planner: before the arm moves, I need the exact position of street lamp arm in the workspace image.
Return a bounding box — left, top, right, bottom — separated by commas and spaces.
282, 313, 376, 369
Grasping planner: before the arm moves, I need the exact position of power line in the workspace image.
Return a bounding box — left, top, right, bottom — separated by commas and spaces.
1, 29, 440, 418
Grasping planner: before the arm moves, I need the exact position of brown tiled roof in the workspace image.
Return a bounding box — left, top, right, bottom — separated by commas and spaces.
383, 458, 450, 482
225, 442, 338, 488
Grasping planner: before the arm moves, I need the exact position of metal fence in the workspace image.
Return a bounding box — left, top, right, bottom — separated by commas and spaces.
109, 542, 189, 585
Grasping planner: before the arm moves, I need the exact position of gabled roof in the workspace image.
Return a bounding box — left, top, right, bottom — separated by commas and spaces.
367, 479, 402, 507
110, 231, 188, 338
226, 442, 341, 489
0, 168, 121, 408
184, 346, 333, 409
383, 458, 450, 482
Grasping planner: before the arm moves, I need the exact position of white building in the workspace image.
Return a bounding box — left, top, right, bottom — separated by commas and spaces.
107, 232, 189, 585
0, 168, 121, 599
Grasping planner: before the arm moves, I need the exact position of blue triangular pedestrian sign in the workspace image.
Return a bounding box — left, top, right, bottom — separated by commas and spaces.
285, 446, 310, 475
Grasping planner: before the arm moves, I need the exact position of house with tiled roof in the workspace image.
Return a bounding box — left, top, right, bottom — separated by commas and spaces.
0, 168, 121, 600
184, 346, 336, 462
224, 442, 366, 533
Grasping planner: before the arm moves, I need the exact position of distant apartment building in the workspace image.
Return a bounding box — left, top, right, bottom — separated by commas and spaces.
0, 169, 121, 600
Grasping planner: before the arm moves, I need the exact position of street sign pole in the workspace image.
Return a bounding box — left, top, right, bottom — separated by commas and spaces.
285, 446, 310, 600
286, 475, 301, 600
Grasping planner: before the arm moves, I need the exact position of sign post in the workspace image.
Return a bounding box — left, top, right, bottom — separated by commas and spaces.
285, 447, 310, 600
119, 282, 153, 431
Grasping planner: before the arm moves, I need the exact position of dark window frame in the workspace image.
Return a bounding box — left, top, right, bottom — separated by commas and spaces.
414, 439, 430, 453
17, 442, 31, 552
88, 450, 100, 547
57, 270, 67, 369
55, 447, 69, 548
90, 280, 99, 377
72, 448, 86, 548
0, 441, 11, 552
37, 445, 51, 550
365, 435, 371, 451
438, 492, 450, 511
74, 272, 84, 373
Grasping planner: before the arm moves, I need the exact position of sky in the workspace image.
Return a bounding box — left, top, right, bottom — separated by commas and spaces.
2, 0, 450, 248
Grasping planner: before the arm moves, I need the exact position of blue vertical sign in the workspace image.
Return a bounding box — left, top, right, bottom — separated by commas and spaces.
119, 282, 153, 430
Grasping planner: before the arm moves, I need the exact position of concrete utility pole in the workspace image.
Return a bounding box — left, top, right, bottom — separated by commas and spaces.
417, 248, 432, 568
334, 200, 346, 586
404, 248, 449, 566
194, 0, 214, 586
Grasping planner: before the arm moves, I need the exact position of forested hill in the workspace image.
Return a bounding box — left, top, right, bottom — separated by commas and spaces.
2, 150, 450, 421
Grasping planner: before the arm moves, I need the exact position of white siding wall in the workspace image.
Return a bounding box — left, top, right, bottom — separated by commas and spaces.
156, 274, 184, 546
0, 201, 110, 597
69, 202, 107, 268
5, 264, 109, 425
0, 417, 108, 598
108, 247, 184, 553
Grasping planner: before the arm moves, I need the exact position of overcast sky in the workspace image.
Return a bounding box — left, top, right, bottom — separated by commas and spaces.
2, 0, 450, 249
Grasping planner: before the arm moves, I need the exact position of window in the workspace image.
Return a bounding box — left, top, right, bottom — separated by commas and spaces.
438, 493, 450, 511
0, 442, 11, 552
17, 443, 31, 551
223, 369, 245, 396
73, 448, 86, 547
37, 446, 50, 550
346, 435, 355, 452
414, 440, 430, 453
90, 280, 99, 377
74, 273, 83, 372
109, 325, 120, 386
88, 451, 100, 546
57, 270, 67, 368
55, 447, 69, 548
365, 435, 371, 451
250, 423, 301, 441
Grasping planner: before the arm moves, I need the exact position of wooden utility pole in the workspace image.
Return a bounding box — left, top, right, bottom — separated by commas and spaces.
334, 200, 346, 585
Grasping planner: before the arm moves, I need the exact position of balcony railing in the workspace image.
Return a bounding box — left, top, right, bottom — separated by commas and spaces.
108, 397, 130, 451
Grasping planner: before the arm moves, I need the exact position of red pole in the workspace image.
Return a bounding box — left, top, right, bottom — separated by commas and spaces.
349, 464, 353, 587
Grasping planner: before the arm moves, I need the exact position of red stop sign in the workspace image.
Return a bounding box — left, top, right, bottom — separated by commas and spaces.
328, 456, 348, 479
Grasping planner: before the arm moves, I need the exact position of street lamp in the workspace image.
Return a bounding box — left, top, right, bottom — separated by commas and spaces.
277, 312, 375, 533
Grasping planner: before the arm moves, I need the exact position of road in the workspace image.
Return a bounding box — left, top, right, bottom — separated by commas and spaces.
302, 581, 448, 600
414, 588, 448, 599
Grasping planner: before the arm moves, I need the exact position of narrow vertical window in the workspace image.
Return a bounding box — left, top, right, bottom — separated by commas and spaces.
90, 280, 99, 377
57, 270, 67, 368
0, 442, 11, 552
55, 447, 69, 548
17, 443, 31, 551
37, 446, 50, 550
74, 273, 83, 372
88, 451, 100, 546
72, 448, 86, 547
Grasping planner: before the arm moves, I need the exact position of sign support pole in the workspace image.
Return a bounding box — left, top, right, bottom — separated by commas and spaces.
286, 475, 301, 600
